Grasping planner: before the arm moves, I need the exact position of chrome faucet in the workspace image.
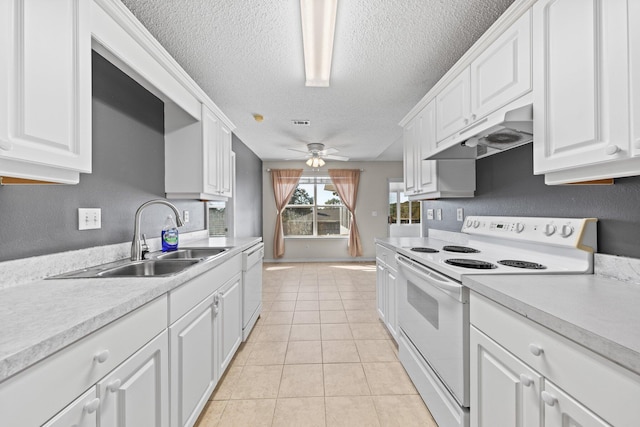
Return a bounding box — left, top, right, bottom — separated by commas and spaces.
131, 199, 185, 261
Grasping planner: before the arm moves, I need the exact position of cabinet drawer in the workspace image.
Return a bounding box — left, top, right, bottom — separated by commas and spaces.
376, 244, 396, 268
169, 253, 241, 324
0, 295, 167, 427
470, 292, 640, 427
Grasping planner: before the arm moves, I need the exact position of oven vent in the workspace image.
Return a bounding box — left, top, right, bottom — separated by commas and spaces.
292, 120, 311, 126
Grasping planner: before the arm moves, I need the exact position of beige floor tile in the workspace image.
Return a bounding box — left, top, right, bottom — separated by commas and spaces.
274, 292, 298, 301
278, 364, 324, 397
230, 342, 255, 367
231, 365, 283, 399
246, 325, 263, 343
339, 291, 365, 300
256, 324, 292, 342
245, 341, 288, 365
355, 340, 398, 362
211, 366, 243, 400
270, 301, 297, 311
325, 396, 381, 427
194, 400, 227, 427
321, 323, 353, 340
323, 363, 371, 396
261, 301, 274, 313
263, 311, 294, 325
322, 340, 360, 363
279, 285, 300, 293
319, 300, 344, 311
336, 284, 359, 292
373, 395, 437, 427
217, 399, 276, 427
299, 285, 319, 291
349, 322, 390, 340
295, 300, 320, 311
341, 299, 376, 310
262, 292, 278, 302
318, 285, 339, 292
363, 362, 417, 395
346, 309, 380, 323
360, 292, 377, 300
292, 310, 320, 324
285, 340, 323, 364
320, 310, 348, 324
297, 292, 319, 301
319, 291, 341, 300
272, 397, 326, 427
289, 324, 321, 341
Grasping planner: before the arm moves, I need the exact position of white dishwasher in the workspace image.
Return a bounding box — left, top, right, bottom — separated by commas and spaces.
242, 242, 264, 341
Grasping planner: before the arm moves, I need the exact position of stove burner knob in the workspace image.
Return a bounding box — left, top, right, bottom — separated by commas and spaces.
515, 223, 525, 233
560, 224, 574, 238
473, 220, 480, 228
465, 219, 473, 228
543, 224, 556, 236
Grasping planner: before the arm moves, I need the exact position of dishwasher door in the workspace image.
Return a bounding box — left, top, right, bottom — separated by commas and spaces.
242, 242, 264, 340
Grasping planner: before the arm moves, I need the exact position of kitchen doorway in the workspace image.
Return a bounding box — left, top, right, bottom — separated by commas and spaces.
388, 180, 422, 237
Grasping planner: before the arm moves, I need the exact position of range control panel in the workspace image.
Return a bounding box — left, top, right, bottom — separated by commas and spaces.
461, 216, 598, 249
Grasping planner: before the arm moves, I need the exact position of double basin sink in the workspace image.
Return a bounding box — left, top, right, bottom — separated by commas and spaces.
52, 248, 229, 279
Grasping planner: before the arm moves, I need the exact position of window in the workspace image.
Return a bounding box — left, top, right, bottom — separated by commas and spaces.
389, 188, 420, 224
283, 176, 350, 237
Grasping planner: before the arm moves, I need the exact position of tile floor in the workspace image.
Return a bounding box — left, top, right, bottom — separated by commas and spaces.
195, 262, 438, 427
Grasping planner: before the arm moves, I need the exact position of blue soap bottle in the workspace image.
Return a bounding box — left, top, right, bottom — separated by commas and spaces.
161, 215, 179, 252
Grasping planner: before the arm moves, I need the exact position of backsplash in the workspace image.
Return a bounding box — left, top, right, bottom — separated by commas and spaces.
422, 144, 640, 259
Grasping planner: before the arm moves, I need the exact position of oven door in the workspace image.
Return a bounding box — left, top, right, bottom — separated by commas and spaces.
396, 254, 469, 406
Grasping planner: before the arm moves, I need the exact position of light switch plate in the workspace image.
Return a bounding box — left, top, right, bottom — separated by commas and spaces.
436, 209, 443, 221
427, 209, 434, 220
78, 208, 101, 230
457, 208, 464, 222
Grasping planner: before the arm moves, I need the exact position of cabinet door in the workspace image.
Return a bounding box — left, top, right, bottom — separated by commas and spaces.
436, 68, 471, 142
219, 123, 233, 197
376, 261, 386, 322
0, 0, 91, 178
218, 273, 242, 373
98, 330, 169, 427
202, 106, 222, 196
542, 381, 611, 427
631, 0, 640, 158
384, 267, 398, 340
43, 387, 98, 427
471, 10, 531, 120
533, 0, 631, 174
169, 297, 217, 427
470, 326, 542, 427
403, 118, 417, 194
416, 101, 437, 194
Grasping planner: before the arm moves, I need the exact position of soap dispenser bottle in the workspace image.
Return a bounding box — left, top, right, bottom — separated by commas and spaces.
161, 215, 179, 252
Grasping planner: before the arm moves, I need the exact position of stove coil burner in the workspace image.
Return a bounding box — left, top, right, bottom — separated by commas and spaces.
498, 260, 547, 269
445, 259, 497, 269
443, 245, 480, 253
410, 247, 439, 253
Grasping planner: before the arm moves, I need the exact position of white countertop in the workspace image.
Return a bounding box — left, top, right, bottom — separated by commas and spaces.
463, 274, 640, 375
0, 237, 261, 382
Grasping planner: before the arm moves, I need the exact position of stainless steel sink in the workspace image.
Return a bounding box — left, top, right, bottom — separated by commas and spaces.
146, 247, 229, 260
97, 259, 201, 277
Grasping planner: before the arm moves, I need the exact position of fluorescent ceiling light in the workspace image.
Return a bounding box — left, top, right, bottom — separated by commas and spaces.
300, 0, 337, 87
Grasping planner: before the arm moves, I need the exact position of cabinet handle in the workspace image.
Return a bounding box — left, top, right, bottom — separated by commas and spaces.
519, 374, 533, 387
471, 114, 477, 121
528, 343, 543, 356
605, 144, 620, 155
107, 379, 122, 392
463, 118, 469, 125
0, 139, 12, 151
83, 398, 100, 414
93, 349, 110, 363
541, 391, 557, 406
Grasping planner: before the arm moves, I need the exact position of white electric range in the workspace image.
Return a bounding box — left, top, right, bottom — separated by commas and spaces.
395, 216, 597, 427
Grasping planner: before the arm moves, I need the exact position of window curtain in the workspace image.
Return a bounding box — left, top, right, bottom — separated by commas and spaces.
328, 169, 363, 257
271, 169, 303, 258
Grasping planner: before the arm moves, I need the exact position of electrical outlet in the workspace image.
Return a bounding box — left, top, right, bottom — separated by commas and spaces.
436, 209, 443, 221
427, 209, 434, 220
183, 210, 190, 223
457, 208, 464, 222
78, 208, 101, 230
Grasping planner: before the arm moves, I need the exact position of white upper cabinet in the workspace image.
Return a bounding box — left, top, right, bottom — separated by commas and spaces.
404, 100, 475, 200
165, 104, 234, 201
533, 0, 631, 178
433, 10, 532, 153
0, 0, 91, 184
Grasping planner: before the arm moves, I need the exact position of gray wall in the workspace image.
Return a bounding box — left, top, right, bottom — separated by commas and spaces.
0, 52, 205, 262
231, 134, 263, 238
422, 144, 640, 258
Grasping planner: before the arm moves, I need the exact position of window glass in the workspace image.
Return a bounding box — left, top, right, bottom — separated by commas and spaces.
388, 189, 420, 225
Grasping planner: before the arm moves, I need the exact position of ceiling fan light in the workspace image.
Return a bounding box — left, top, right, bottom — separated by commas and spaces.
300, 0, 337, 87
318, 158, 325, 167
306, 158, 314, 167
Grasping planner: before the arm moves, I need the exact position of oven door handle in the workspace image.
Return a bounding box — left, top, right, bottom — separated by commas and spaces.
396, 254, 464, 296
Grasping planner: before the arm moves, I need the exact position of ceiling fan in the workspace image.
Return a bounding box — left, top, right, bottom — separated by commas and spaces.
286, 143, 349, 167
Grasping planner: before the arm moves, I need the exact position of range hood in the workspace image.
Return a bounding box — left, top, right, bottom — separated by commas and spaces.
426, 95, 533, 160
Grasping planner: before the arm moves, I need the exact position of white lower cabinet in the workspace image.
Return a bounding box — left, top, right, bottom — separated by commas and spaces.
542, 380, 609, 427
375, 244, 397, 341
43, 387, 99, 427
218, 273, 243, 374
98, 330, 169, 427
376, 262, 386, 322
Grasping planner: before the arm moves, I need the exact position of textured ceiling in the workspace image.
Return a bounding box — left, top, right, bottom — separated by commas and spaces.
120, 0, 515, 161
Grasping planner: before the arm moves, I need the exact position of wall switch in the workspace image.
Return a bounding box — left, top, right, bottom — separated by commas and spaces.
78, 208, 101, 230
457, 208, 464, 222
427, 209, 434, 220
183, 210, 190, 223
436, 209, 443, 221
371, 211, 378, 217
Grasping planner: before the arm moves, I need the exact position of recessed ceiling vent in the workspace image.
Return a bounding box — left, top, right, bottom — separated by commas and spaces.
292, 120, 311, 126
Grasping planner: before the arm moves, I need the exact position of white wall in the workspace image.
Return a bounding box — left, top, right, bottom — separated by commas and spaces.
262, 161, 403, 262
